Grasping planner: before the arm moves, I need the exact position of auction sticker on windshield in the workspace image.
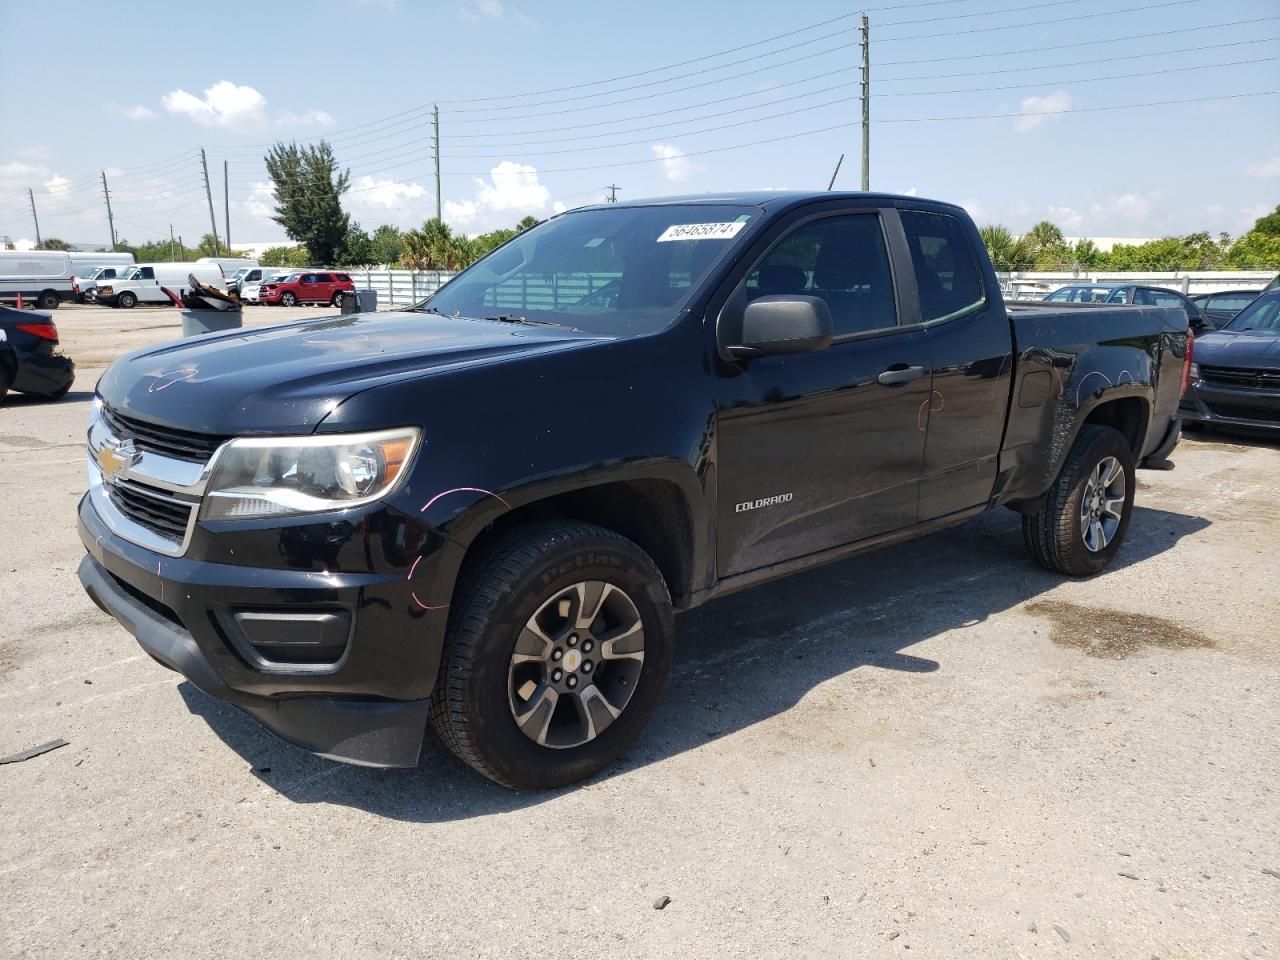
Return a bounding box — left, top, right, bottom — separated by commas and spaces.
656, 221, 748, 242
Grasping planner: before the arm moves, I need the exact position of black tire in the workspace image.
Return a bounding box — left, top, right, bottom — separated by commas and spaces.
1022, 424, 1136, 576
281, 292, 297, 307
117, 291, 137, 309
331, 292, 346, 307
430, 521, 674, 790
36, 291, 59, 310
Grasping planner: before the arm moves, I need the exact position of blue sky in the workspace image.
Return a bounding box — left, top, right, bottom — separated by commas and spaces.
1, 0, 1277, 249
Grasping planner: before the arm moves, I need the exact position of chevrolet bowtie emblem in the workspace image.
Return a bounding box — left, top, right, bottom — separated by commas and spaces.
96, 438, 138, 484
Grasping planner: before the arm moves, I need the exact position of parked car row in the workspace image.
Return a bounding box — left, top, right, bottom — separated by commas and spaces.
253, 270, 357, 306
1180, 287, 1280, 437
1044, 282, 1269, 331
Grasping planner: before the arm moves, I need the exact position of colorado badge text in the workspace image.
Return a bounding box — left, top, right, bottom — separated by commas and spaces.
735, 493, 793, 513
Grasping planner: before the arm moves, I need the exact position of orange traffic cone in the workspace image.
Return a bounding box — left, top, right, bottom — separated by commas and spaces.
16, 292, 23, 309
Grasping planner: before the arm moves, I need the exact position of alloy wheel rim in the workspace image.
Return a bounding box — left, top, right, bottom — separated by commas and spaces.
1080, 455, 1126, 552
508, 580, 645, 750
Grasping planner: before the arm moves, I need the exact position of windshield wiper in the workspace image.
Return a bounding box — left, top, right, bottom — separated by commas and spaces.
407, 304, 445, 315
484, 314, 570, 329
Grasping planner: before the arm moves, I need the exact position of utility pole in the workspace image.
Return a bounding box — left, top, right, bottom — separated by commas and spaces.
859, 11, 870, 192
606, 184, 620, 203
169, 224, 175, 262
200, 148, 220, 256
27, 188, 41, 247
827, 154, 844, 191
101, 171, 117, 251
432, 104, 442, 222
223, 160, 231, 253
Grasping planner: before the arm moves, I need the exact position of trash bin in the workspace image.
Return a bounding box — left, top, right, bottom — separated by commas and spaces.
181, 310, 243, 337
340, 289, 377, 314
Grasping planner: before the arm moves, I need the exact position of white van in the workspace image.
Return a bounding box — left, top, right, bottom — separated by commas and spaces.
78, 263, 138, 302
226, 264, 280, 295
96, 262, 225, 308
0, 250, 78, 309
196, 256, 259, 274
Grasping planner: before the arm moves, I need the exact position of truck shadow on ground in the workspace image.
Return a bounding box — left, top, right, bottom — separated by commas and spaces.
1, 389, 96, 407
180, 504, 1208, 822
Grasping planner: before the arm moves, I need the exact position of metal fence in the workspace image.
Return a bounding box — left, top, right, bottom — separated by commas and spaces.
996, 270, 1276, 301
349, 268, 1276, 308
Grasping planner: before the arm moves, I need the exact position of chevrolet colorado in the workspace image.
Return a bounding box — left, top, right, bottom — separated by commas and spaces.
77, 193, 1188, 789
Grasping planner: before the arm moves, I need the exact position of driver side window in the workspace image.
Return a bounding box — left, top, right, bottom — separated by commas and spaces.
744, 214, 897, 336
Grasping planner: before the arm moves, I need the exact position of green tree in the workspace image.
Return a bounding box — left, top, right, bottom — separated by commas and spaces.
1025, 220, 1065, 255
337, 223, 373, 266
401, 218, 472, 270
978, 224, 1034, 271
369, 224, 404, 265
36, 237, 73, 251
264, 140, 350, 265
260, 245, 310, 268
517, 215, 540, 232
196, 233, 222, 258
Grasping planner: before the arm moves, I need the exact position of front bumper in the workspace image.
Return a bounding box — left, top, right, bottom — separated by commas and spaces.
77, 492, 444, 767
1180, 378, 1280, 434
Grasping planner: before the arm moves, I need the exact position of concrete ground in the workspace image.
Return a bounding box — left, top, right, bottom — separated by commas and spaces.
2, 304, 1277, 959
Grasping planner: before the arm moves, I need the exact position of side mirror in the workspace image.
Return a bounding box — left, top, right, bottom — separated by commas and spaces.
730, 295, 834, 359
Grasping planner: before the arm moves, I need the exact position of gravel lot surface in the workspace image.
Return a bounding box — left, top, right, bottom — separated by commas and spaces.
2, 304, 1278, 958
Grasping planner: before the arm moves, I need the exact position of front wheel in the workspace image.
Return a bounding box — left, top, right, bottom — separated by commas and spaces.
1022, 424, 1136, 576
281, 292, 296, 306
117, 291, 137, 309
430, 521, 674, 790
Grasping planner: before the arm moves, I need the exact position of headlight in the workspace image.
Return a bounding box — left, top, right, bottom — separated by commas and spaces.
200, 427, 421, 521
1189, 362, 1200, 378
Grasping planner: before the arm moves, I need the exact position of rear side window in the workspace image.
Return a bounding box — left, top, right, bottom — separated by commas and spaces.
316, 273, 334, 282
139, 267, 155, 280
335, 273, 351, 282
1150, 290, 1192, 312
745, 214, 898, 337
900, 211, 984, 323
1207, 293, 1255, 314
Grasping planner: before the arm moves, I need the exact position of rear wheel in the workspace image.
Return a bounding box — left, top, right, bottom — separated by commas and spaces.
430, 521, 674, 790
281, 292, 297, 306
36, 291, 59, 310
331, 292, 347, 307
1022, 424, 1136, 576
117, 291, 137, 309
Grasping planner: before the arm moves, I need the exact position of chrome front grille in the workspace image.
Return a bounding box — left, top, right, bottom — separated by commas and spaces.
1199, 365, 1280, 390
87, 400, 220, 556
106, 480, 197, 541
100, 404, 227, 462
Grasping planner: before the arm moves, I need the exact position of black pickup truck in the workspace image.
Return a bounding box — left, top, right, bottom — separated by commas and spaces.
77, 193, 1188, 788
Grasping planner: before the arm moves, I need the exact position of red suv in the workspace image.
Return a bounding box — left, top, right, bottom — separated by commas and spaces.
260, 271, 355, 307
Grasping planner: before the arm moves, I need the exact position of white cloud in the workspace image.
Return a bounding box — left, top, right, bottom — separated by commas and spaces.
901, 186, 919, 197
16, 144, 52, 160
245, 181, 276, 219
1245, 153, 1280, 178
442, 161, 562, 232
459, 0, 503, 19
44, 175, 70, 197
1013, 91, 1072, 132
275, 109, 337, 129
162, 81, 268, 131
1047, 204, 1083, 229
106, 102, 157, 121
352, 175, 428, 208
651, 143, 698, 184
960, 198, 987, 222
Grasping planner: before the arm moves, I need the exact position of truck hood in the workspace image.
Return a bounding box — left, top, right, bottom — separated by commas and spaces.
1194, 328, 1280, 370
97, 311, 602, 435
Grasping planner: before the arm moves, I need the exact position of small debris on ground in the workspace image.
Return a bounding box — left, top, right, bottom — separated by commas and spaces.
888, 931, 901, 941
652, 895, 671, 910
1053, 925, 1071, 943
1118, 871, 1141, 880
0, 738, 69, 764
1262, 868, 1280, 880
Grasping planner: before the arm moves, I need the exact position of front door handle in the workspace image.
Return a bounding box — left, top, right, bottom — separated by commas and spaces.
877, 364, 925, 386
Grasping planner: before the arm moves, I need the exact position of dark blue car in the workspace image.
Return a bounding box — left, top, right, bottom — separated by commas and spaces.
1180, 289, 1280, 435
0, 305, 76, 405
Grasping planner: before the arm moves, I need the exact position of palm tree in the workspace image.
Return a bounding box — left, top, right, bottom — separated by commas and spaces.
1025, 220, 1065, 255
401, 219, 474, 270
979, 224, 1035, 272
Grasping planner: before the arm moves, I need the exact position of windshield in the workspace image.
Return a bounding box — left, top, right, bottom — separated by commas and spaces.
1226, 293, 1280, 331
420, 204, 761, 335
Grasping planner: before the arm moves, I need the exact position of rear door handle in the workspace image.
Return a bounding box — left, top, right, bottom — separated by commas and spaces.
877, 364, 925, 386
